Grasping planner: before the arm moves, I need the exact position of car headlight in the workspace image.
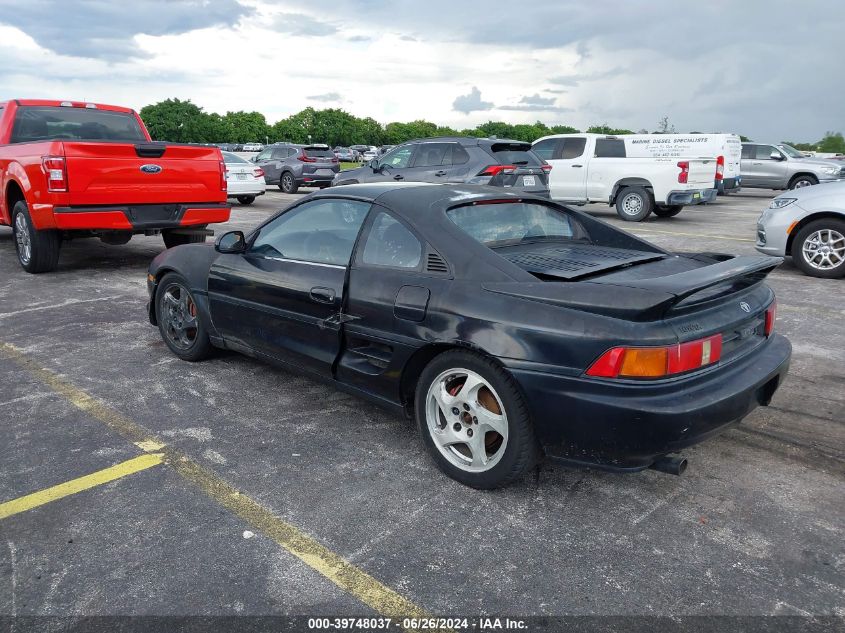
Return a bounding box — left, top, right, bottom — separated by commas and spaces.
819, 165, 840, 175
769, 197, 797, 209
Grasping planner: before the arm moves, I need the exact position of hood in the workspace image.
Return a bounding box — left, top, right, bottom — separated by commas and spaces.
783, 179, 845, 205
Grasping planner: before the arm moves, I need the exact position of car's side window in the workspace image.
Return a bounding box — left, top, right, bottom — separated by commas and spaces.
594, 139, 626, 158
361, 212, 423, 269
381, 145, 414, 168
250, 199, 371, 266
561, 137, 587, 159
255, 149, 273, 162
755, 145, 778, 160
532, 139, 560, 161
271, 148, 287, 159
411, 143, 449, 168
741, 144, 755, 159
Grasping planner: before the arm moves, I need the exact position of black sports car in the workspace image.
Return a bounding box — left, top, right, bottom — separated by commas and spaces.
147, 183, 791, 488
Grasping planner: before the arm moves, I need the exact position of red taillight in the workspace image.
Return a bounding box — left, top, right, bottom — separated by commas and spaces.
331, 156, 339, 164
586, 334, 723, 379
541, 164, 552, 173
298, 153, 316, 163
220, 161, 227, 191
677, 161, 689, 184
253, 168, 265, 179
715, 155, 725, 180
42, 156, 67, 192
478, 164, 516, 177
765, 301, 776, 336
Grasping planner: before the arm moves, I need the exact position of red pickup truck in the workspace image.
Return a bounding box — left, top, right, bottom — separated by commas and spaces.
0, 99, 230, 273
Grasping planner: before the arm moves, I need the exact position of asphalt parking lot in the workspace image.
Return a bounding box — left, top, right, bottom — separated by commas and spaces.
0, 188, 843, 628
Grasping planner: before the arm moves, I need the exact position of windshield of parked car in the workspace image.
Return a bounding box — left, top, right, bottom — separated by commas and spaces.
776, 144, 805, 158
448, 202, 588, 247
222, 151, 249, 164
10, 106, 147, 143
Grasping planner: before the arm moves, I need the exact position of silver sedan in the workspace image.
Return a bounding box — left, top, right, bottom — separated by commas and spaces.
756, 180, 845, 278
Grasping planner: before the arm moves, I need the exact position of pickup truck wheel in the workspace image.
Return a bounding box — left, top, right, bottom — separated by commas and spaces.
162, 230, 207, 249
789, 174, 818, 190
416, 349, 540, 489
790, 219, 845, 278
616, 186, 653, 222
236, 195, 256, 205
280, 172, 299, 194
12, 201, 60, 273
653, 205, 683, 218
155, 273, 214, 361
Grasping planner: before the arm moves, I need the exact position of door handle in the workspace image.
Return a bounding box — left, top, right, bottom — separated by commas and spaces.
571, 164, 583, 168
752, 162, 762, 165
393, 174, 404, 180
434, 170, 447, 176
309, 287, 335, 304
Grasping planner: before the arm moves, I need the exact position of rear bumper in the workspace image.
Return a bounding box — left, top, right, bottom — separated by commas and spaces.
52, 203, 231, 231
666, 188, 718, 205
717, 177, 742, 193
506, 334, 791, 470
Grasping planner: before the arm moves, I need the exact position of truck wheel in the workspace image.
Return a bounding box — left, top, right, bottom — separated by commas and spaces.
12, 200, 61, 273
162, 230, 207, 249
615, 186, 653, 222
653, 205, 683, 218
279, 172, 298, 194
789, 174, 818, 190
236, 195, 256, 205
790, 218, 845, 278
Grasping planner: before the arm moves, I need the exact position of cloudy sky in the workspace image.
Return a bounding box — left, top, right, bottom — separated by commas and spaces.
0, 0, 841, 141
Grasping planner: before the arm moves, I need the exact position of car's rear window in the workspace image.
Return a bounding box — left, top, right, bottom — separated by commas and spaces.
489, 143, 542, 166
448, 201, 587, 247
222, 151, 249, 164
303, 147, 335, 158
10, 106, 146, 143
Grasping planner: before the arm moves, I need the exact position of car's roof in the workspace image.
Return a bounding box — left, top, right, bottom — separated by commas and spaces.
313, 182, 532, 212
396, 136, 530, 147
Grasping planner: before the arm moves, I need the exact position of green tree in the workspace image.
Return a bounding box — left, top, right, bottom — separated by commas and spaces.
222, 111, 269, 144
139, 98, 221, 143
817, 132, 845, 154
586, 124, 634, 135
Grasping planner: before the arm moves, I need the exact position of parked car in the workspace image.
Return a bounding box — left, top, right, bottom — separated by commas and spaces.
222, 151, 266, 205
252, 143, 340, 193
0, 98, 230, 273
378, 145, 395, 156
242, 143, 263, 152
333, 147, 355, 161
757, 180, 845, 278
350, 145, 370, 161
741, 143, 845, 190
334, 137, 551, 197
147, 183, 790, 488
361, 148, 379, 162
533, 133, 717, 221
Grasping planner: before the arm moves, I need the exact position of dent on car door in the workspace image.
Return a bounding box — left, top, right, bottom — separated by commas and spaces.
207, 198, 372, 377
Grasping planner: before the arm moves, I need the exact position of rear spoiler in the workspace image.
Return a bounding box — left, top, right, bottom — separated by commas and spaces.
483, 256, 781, 321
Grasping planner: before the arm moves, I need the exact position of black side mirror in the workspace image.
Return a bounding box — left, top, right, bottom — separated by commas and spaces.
215, 230, 246, 253
369, 160, 380, 171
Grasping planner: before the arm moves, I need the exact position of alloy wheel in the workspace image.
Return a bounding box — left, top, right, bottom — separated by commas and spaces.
14, 212, 32, 265
425, 368, 508, 473
160, 283, 199, 350
802, 229, 845, 271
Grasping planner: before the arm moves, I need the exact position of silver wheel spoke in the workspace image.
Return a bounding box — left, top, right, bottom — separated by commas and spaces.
475, 406, 507, 437
457, 374, 485, 402
466, 431, 489, 468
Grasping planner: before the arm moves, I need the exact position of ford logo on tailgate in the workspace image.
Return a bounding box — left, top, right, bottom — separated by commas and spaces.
140, 164, 163, 174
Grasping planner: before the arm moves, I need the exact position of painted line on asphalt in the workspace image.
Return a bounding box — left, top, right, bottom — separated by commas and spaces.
0, 453, 163, 520
0, 341, 434, 624
625, 227, 755, 242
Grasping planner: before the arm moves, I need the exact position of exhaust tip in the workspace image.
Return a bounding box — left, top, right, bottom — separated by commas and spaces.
649, 455, 688, 476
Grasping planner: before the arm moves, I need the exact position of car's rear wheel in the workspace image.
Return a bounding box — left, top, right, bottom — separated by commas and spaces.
616, 186, 653, 222
237, 195, 255, 205
416, 350, 540, 489
155, 273, 214, 361
790, 218, 845, 278
653, 205, 683, 218
162, 229, 207, 249
12, 200, 61, 273
789, 174, 818, 190
280, 171, 298, 194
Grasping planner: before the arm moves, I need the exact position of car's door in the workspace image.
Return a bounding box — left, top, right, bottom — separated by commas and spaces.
254, 147, 279, 182
404, 142, 455, 182
370, 144, 416, 182
207, 197, 371, 377
539, 137, 589, 201
753, 144, 788, 187
339, 208, 444, 401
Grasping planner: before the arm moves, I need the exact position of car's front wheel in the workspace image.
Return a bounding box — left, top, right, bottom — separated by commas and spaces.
615, 186, 653, 222
416, 350, 540, 489
790, 218, 845, 278
155, 273, 214, 361
789, 174, 818, 190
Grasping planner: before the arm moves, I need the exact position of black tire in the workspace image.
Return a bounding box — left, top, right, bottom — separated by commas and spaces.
653, 205, 683, 218
279, 171, 298, 194
415, 349, 540, 489
236, 195, 255, 205
789, 174, 818, 190
615, 186, 653, 222
155, 272, 214, 361
162, 229, 207, 249
11, 200, 61, 273
790, 218, 845, 279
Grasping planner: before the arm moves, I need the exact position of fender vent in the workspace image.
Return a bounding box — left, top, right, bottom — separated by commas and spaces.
426, 252, 449, 273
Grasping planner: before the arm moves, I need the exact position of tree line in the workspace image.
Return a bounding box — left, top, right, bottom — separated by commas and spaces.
138, 98, 843, 151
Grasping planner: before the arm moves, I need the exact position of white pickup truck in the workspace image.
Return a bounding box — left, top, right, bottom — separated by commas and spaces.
532, 133, 718, 221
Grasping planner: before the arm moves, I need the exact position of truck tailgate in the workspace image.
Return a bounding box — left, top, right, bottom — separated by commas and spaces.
62, 142, 225, 206
686, 158, 716, 187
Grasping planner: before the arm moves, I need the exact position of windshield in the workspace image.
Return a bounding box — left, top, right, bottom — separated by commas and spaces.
10, 106, 146, 143
776, 144, 805, 158
448, 201, 587, 247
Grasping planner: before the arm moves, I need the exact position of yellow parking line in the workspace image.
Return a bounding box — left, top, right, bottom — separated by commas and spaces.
626, 227, 755, 242
0, 341, 432, 622
0, 453, 163, 520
